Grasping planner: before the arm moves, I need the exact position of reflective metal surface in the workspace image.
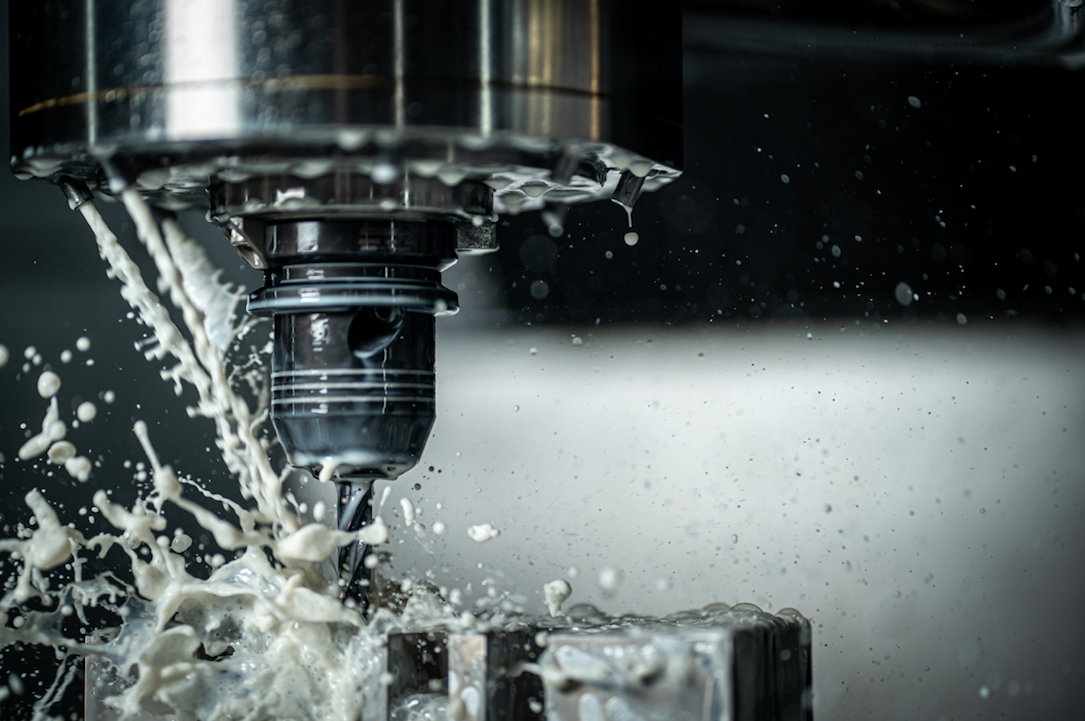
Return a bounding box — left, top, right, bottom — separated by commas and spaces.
447, 628, 545, 721
84, 611, 811, 721
8, 0, 683, 519
250, 219, 458, 480
684, 0, 1084, 64
9, 0, 682, 203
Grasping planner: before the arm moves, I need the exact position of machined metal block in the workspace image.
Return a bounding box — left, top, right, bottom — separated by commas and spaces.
386, 630, 449, 709
538, 608, 812, 721
447, 628, 546, 721
83, 609, 811, 721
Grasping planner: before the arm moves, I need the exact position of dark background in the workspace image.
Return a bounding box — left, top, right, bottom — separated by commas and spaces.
2, 1, 1084, 718
495, 52, 1085, 326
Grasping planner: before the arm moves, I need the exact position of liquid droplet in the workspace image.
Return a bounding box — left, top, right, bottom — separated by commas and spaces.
76, 401, 97, 422
37, 371, 61, 399
598, 566, 623, 590
894, 282, 914, 307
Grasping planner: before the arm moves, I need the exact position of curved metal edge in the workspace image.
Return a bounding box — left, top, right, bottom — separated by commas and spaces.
684, 2, 1085, 66
247, 289, 460, 317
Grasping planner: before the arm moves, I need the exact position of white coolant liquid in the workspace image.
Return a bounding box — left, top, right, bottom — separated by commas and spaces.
0, 189, 802, 720
0, 193, 451, 720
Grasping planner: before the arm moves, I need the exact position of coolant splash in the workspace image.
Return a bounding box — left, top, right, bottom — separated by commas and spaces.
1, 192, 399, 720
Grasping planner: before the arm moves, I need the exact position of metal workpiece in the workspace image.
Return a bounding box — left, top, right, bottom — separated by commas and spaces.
386, 631, 451, 708
84, 610, 810, 721
447, 628, 546, 721
365, 626, 547, 721
539, 608, 812, 721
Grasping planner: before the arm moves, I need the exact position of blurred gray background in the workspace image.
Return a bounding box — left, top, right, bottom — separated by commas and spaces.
3, 2, 1085, 720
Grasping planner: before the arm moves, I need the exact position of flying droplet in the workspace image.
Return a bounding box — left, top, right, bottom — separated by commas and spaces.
76, 401, 97, 423
37, 371, 61, 399
530, 280, 550, 300
598, 566, 623, 590
894, 282, 914, 306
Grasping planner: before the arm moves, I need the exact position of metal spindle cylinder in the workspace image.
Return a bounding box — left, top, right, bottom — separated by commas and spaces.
249, 219, 457, 479
10, 0, 682, 482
